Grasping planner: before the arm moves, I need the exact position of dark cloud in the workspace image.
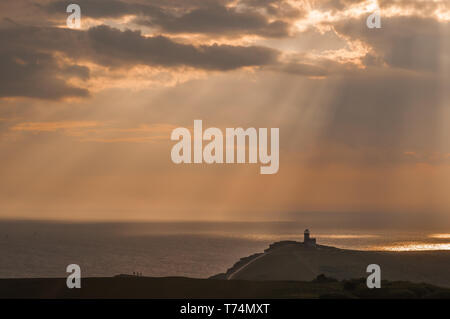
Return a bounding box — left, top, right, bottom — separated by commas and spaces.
86, 25, 279, 70
239, 0, 305, 20
243, 0, 280, 6
333, 16, 450, 72
0, 22, 91, 99
378, 0, 450, 14
0, 49, 89, 100
43, 0, 296, 38
134, 4, 291, 38
0, 23, 279, 99
2, 24, 279, 70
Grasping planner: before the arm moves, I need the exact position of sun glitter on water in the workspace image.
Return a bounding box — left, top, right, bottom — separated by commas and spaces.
429, 234, 450, 239
379, 243, 450, 251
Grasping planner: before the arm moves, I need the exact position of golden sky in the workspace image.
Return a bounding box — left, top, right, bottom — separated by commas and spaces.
0, 0, 449, 223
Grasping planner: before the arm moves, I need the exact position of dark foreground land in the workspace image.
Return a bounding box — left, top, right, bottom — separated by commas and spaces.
0, 276, 450, 299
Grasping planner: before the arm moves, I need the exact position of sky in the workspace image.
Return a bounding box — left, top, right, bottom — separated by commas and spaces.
0, 0, 449, 223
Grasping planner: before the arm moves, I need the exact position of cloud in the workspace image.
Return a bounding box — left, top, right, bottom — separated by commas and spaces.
85, 25, 280, 70
2, 23, 280, 71
0, 23, 280, 99
42, 0, 231, 19
133, 4, 291, 38
332, 16, 450, 72
243, 0, 304, 18
43, 0, 299, 38
378, 0, 450, 16
0, 49, 89, 100
3, 24, 281, 70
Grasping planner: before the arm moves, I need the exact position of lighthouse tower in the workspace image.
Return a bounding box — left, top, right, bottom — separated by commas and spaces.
304, 229, 310, 241
304, 229, 316, 246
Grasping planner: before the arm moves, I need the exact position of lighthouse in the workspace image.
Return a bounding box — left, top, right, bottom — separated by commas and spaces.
304, 229, 316, 246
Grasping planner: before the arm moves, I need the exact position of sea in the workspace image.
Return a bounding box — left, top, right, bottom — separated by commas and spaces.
0, 221, 449, 278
